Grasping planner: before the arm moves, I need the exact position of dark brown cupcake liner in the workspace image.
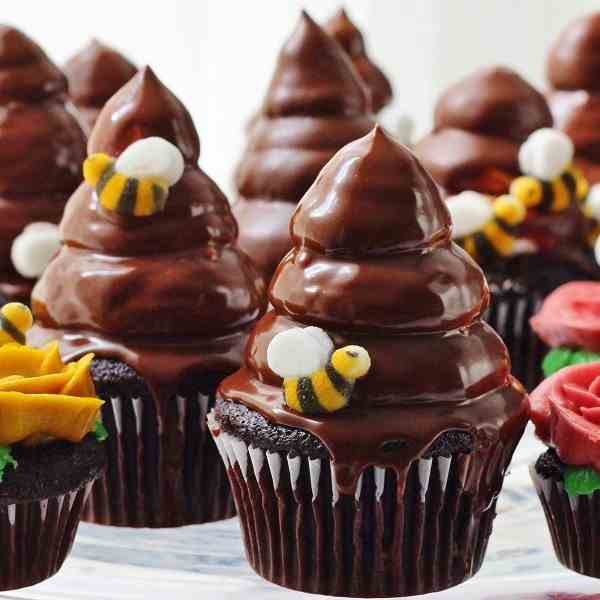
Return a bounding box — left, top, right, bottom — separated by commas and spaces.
83, 387, 235, 528
210, 418, 522, 597
0, 481, 94, 591
531, 465, 600, 578
486, 283, 545, 391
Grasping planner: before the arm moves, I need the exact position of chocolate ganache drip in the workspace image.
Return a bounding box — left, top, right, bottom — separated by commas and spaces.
547, 13, 600, 183
30, 66, 266, 399
233, 10, 374, 281
219, 127, 527, 495
324, 8, 393, 113
65, 39, 137, 132
0, 25, 86, 302
416, 67, 552, 195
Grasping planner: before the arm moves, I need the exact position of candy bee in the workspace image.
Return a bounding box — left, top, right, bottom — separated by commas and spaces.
267, 326, 371, 414
0, 302, 33, 346
83, 136, 185, 217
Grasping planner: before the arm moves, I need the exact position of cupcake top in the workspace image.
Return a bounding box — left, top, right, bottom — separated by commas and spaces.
219, 127, 527, 495
0, 26, 86, 299
324, 8, 393, 113
64, 39, 137, 131
547, 13, 600, 182
235, 11, 374, 206
31, 66, 265, 396
416, 67, 552, 195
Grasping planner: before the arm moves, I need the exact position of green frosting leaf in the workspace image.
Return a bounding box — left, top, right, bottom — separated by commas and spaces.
94, 420, 108, 442
564, 466, 600, 497
0, 446, 17, 483
542, 347, 600, 377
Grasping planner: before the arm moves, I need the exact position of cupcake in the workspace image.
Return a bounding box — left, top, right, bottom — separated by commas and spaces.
529, 361, 600, 578
30, 67, 266, 527
324, 8, 393, 114
64, 39, 137, 132
416, 66, 552, 196
0, 302, 105, 590
234, 11, 374, 282
547, 13, 600, 184
0, 26, 86, 304
209, 127, 528, 597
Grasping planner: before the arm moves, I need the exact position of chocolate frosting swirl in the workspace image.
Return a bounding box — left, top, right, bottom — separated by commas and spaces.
416, 67, 552, 194
547, 13, 600, 182
64, 39, 137, 132
233, 11, 374, 281
30, 66, 266, 398
324, 8, 393, 113
0, 26, 86, 301
219, 127, 527, 495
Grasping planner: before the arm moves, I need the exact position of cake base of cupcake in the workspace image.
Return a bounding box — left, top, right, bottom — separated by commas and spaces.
210, 417, 523, 597
82, 359, 235, 528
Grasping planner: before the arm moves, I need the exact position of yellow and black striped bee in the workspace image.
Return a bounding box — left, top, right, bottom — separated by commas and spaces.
0, 303, 33, 346
267, 327, 371, 414
449, 192, 526, 263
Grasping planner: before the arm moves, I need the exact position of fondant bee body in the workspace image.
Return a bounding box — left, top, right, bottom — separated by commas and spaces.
0, 303, 33, 346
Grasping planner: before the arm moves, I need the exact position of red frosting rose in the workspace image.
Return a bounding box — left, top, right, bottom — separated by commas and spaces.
530, 282, 600, 352
529, 362, 600, 471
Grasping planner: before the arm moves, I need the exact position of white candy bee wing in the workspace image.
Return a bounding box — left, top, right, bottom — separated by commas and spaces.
267, 327, 333, 378
446, 191, 494, 239
587, 184, 600, 221
595, 235, 600, 267
518, 128, 574, 181
115, 137, 185, 186
11, 222, 61, 279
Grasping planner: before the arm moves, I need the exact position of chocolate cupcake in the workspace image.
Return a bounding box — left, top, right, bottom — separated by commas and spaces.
65, 39, 137, 132
529, 361, 600, 578
210, 127, 528, 597
234, 11, 374, 282
324, 8, 393, 114
547, 13, 600, 184
0, 26, 86, 304
0, 302, 105, 590
30, 66, 266, 527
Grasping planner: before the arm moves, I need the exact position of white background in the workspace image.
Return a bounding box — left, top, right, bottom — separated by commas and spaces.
5, 0, 600, 196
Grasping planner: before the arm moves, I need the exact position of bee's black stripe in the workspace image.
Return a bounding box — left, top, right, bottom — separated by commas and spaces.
152, 184, 166, 213
325, 363, 352, 395
473, 232, 497, 264
96, 164, 115, 197
117, 177, 139, 215
562, 171, 576, 197
495, 219, 518, 236
0, 314, 25, 345
297, 376, 322, 414
538, 181, 554, 212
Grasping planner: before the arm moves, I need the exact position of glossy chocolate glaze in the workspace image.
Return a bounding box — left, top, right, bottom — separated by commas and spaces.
324, 8, 393, 113
64, 39, 137, 132
30, 66, 266, 403
234, 11, 374, 281
416, 66, 552, 195
547, 13, 600, 182
0, 26, 86, 302
219, 127, 528, 496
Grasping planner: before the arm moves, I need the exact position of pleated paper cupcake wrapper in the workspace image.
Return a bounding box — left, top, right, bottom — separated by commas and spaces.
531, 465, 600, 578
486, 285, 545, 392
209, 416, 520, 598
0, 480, 93, 591
83, 390, 234, 528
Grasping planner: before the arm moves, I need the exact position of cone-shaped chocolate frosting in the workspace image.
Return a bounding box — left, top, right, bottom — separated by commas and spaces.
65, 39, 137, 132
416, 67, 552, 195
0, 25, 86, 302
219, 127, 527, 495
31, 66, 266, 398
324, 8, 393, 113
234, 11, 374, 282
547, 13, 600, 183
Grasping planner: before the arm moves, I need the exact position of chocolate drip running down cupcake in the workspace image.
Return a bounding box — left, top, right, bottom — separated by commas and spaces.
324, 8, 393, 113
547, 12, 600, 184
233, 10, 374, 282
212, 127, 528, 597
416, 66, 552, 196
0, 26, 86, 304
30, 66, 266, 527
65, 39, 137, 132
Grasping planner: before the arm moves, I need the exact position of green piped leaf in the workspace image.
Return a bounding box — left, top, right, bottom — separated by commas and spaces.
0, 446, 17, 483
564, 466, 600, 497
94, 420, 108, 442
542, 347, 600, 378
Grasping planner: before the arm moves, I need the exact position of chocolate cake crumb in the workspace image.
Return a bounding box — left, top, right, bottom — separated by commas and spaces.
91, 358, 152, 401
535, 448, 565, 481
